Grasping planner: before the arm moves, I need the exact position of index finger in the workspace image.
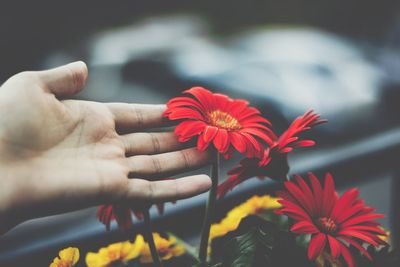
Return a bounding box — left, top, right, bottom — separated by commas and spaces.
107, 103, 171, 132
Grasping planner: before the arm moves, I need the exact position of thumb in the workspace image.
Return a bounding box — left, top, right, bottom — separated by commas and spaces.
37, 61, 88, 97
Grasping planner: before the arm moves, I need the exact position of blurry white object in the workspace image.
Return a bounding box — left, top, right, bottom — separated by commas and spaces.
175, 28, 384, 118
89, 16, 208, 66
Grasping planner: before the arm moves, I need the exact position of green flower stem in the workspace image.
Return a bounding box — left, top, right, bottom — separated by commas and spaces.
199, 153, 220, 266
169, 232, 198, 260
143, 209, 163, 267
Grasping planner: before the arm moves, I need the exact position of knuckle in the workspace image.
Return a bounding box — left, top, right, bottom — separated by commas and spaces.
150, 156, 163, 174
180, 149, 192, 169
146, 181, 155, 201
131, 105, 144, 127
149, 133, 161, 154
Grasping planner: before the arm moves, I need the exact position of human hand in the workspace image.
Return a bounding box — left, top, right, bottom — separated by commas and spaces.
0, 62, 211, 234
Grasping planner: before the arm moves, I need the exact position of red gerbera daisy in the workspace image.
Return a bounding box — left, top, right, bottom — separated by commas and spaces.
218, 110, 326, 197
275, 173, 387, 267
97, 203, 168, 231
164, 87, 274, 158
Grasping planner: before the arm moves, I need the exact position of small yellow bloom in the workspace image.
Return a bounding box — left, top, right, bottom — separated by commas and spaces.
209, 195, 281, 242
140, 233, 186, 263
86, 235, 144, 267
379, 228, 390, 243
50, 247, 79, 267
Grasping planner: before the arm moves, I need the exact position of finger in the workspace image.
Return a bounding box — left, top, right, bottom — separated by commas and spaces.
127, 147, 211, 178
121, 132, 187, 155
124, 175, 211, 203
107, 103, 170, 132
37, 61, 88, 97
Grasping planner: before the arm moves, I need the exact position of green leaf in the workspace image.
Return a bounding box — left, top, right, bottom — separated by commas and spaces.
221, 227, 273, 267
210, 215, 315, 267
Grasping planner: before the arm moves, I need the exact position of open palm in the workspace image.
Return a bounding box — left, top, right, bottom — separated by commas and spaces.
0, 62, 211, 234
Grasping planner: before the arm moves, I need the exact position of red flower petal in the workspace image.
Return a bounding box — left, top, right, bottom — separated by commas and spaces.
213, 129, 229, 153
338, 242, 356, 267
203, 126, 218, 143
335, 203, 366, 224
308, 172, 323, 214
167, 96, 206, 114
175, 120, 206, 141
229, 131, 247, 153
337, 230, 379, 247
339, 237, 373, 261
235, 107, 262, 121
294, 174, 317, 214
284, 181, 314, 215
217, 175, 242, 198
322, 173, 336, 217
331, 188, 359, 221
291, 221, 319, 234
274, 110, 326, 154
241, 127, 274, 146
228, 99, 250, 117
167, 107, 204, 120
184, 87, 215, 111
327, 235, 341, 259
292, 140, 316, 148
278, 200, 312, 222
340, 213, 385, 228
308, 233, 327, 260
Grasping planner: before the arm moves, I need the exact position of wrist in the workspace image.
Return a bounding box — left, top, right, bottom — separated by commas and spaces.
0, 160, 22, 234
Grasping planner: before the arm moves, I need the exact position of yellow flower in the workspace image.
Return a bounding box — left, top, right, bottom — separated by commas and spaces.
50, 247, 79, 267
379, 228, 390, 243
86, 235, 144, 267
209, 195, 281, 242
139, 233, 186, 263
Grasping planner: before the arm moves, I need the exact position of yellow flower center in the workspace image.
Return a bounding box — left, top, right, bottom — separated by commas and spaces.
208, 110, 241, 130
317, 217, 338, 233
108, 250, 120, 261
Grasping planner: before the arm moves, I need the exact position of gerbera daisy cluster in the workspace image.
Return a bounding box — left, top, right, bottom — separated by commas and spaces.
85, 86, 390, 267
163, 87, 388, 267
164, 87, 326, 197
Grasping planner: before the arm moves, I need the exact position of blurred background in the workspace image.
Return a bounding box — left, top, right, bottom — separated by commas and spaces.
1, 0, 400, 266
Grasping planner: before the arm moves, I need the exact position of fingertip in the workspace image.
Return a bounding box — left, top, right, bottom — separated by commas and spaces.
36, 61, 89, 97
182, 174, 212, 194
195, 174, 212, 190
67, 61, 88, 93
68, 61, 88, 73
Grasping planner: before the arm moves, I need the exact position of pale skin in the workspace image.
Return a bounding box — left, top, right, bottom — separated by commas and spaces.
0, 61, 212, 234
